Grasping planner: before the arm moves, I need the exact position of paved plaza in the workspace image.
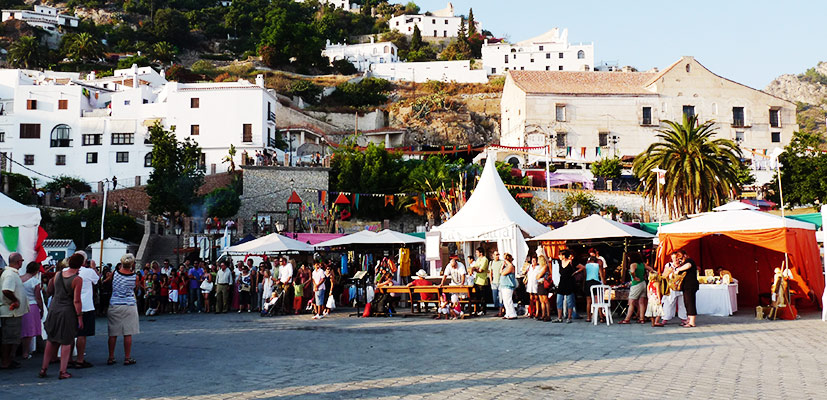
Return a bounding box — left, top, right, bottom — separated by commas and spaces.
2, 309, 826, 399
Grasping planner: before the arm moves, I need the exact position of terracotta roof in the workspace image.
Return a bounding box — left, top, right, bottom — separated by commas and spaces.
509, 70, 657, 95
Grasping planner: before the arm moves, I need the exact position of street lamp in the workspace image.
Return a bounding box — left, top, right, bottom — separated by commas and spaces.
651, 167, 666, 229
175, 225, 183, 266
80, 217, 87, 250
572, 202, 582, 218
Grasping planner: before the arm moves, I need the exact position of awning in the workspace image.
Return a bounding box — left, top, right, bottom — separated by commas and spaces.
142, 118, 162, 127
80, 119, 104, 134
110, 119, 136, 133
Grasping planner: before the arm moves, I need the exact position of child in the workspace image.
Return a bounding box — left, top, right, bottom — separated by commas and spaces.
169, 273, 180, 314
449, 294, 464, 320
178, 274, 189, 314
645, 270, 664, 326
435, 293, 450, 319
158, 275, 169, 314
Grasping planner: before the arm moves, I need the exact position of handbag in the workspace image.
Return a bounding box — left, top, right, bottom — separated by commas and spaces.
499, 273, 517, 289
326, 295, 336, 310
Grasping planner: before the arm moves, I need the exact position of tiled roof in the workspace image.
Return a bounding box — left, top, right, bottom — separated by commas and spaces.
42, 239, 75, 249
509, 70, 657, 95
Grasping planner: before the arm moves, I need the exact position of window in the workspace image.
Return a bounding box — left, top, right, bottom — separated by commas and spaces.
55, 155, 66, 166
642, 107, 652, 125
444, 19, 448, 24
735, 131, 744, 143
491, 68, 496, 74
558, 52, 563, 58
24, 155, 34, 165
191, 98, 200, 108
682, 105, 695, 119
546, 53, 550, 59
558, 66, 563, 71
545, 66, 550, 71
520, 67, 524, 70
116, 152, 129, 163
86, 152, 98, 164
432, 19, 435, 24
599, 132, 608, 147
111, 133, 134, 145
443, 30, 447, 37
555, 105, 566, 122
732, 107, 745, 127
504, 55, 508, 64
0, 131, 4, 142
769, 109, 780, 127
144, 153, 152, 167
20, 123, 40, 138
58, 99, 68, 110
50, 124, 72, 147
539, 45, 544, 51
577, 50, 585, 59
433, 30, 437, 36
556, 133, 567, 147
190, 125, 200, 136
124, 100, 131, 106
82, 134, 102, 146
530, 58, 534, 63
26, 99, 37, 110
771, 132, 781, 143
242, 124, 252, 142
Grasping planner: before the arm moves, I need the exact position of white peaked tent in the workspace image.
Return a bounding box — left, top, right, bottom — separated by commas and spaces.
431, 154, 550, 265
0, 193, 42, 264
530, 214, 653, 241
375, 229, 425, 244
713, 201, 759, 212
224, 233, 314, 255
315, 229, 424, 248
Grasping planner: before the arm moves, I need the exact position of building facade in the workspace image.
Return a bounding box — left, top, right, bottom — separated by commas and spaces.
499, 57, 797, 169
0, 66, 278, 191
388, 2, 479, 38
322, 39, 398, 72
1, 5, 79, 32
482, 28, 594, 76
369, 60, 487, 83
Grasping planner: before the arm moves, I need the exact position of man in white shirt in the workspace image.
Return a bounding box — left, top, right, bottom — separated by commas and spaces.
439, 257, 467, 286
311, 263, 327, 319
160, 259, 172, 276
215, 262, 233, 313
278, 257, 295, 313
74, 253, 100, 368
1, 252, 28, 369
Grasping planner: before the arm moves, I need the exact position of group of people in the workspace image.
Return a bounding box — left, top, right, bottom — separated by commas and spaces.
0, 251, 139, 380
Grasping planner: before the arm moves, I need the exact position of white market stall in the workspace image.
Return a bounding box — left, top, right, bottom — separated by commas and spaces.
530, 214, 654, 242
0, 193, 45, 265
223, 233, 315, 256
315, 229, 425, 248
429, 154, 550, 273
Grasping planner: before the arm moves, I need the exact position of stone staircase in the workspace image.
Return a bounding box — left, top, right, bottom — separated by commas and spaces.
142, 234, 180, 266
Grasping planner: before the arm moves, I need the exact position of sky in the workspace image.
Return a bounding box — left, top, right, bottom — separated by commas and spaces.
413, 0, 826, 89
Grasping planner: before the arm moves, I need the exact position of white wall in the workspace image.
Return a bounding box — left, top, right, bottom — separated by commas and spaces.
482, 41, 594, 75
322, 41, 398, 72
388, 14, 478, 38
370, 60, 488, 83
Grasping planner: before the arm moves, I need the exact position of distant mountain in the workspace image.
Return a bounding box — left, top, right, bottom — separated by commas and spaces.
764, 62, 827, 137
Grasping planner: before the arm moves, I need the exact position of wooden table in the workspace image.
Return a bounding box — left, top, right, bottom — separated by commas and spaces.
376, 285, 479, 314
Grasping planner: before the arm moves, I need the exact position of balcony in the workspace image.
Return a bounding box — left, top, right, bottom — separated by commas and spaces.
268, 111, 276, 123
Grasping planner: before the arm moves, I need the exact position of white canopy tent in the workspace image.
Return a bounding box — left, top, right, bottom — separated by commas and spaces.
0, 193, 42, 265
530, 215, 654, 241
374, 229, 425, 245
658, 209, 815, 234
315, 229, 424, 248
223, 233, 314, 255
315, 230, 380, 248
430, 153, 550, 268
712, 201, 759, 212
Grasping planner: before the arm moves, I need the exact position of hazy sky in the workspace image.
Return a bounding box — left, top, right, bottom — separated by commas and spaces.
413, 0, 825, 89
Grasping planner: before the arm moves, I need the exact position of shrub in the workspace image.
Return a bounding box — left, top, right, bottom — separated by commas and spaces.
190, 60, 216, 76
286, 79, 323, 104
42, 175, 91, 194
203, 187, 240, 219
331, 58, 357, 75
325, 77, 392, 108
1, 172, 34, 204
590, 157, 622, 181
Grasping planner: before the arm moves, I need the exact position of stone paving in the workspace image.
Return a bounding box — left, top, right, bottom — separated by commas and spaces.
2, 308, 826, 399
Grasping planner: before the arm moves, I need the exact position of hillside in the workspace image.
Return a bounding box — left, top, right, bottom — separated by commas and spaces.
764, 62, 827, 136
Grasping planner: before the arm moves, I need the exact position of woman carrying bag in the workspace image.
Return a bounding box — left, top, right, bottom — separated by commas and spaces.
499, 254, 519, 320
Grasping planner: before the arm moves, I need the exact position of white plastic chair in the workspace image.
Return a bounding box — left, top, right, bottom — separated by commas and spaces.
590, 284, 613, 326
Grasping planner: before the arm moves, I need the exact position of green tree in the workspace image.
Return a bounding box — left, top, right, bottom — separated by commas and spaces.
439, 21, 471, 61
632, 115, 742, 217
152, 41, 178, 65
52, 207, 142, 250
769, 129, 827, 207
410, 25, 422, 51
222, 144, 237, 172
330, 141, 408, 218
287, 79, 323, 104
0, 172, 34, 204
42, 175, 91, 194
325, 77, 392, 108
563, 191, 601, 216
258, 0, 325, 68
403, 1, 419, 14
467, 8, 476, 37
590, 157, 622, 181
8, 36, 46, 69
154, 8, 190, 46
203, 187, 241, 218
145, 123, 205, 216
117, 55, 151, 69
331, 59, 357, 75
66, 32, 104, 64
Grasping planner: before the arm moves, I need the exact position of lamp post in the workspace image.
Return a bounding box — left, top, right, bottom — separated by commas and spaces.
572, 202, 582, 219
651, 167, 666, 229
175, 225, 183, 266
80, 217, 87, 250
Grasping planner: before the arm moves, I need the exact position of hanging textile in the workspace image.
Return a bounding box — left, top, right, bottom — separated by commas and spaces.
354, 194, 360, 210
384, 195, 395, 206
580, 147, 587, 158
341, 254, 348, 275
399, 248, 411, 277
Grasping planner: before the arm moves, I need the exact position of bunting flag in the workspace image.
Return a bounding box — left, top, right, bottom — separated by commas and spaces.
596, 147, 601, 156
384, 195, 395, 206
0, 227, 20, 256
354, 194, 360, 210
566, 147, 572, 156
580, 147, 587, 158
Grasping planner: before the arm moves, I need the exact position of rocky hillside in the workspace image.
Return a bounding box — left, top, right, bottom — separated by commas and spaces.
764, 62, 827, 136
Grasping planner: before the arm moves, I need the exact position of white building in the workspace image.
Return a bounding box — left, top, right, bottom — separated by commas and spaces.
296, 0, 353, 10
322, 39, 398, 72
499, 56, 797, 172
482, 28, 594, 76
369, 60, 487, 83
0, 66, 279, 191
388, 2, 479, 38
1, 5, 79, 32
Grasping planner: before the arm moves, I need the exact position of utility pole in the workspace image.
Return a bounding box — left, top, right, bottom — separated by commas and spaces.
98, 179, 109, 267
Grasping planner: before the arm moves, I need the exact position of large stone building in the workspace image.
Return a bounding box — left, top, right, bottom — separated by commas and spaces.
388, 2, 479, 39
499, 56, 797, 174
481, 28, 594, 76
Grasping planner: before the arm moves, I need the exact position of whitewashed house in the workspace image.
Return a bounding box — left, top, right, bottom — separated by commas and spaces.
0, 66, 278, 191
322, 38, 398, 72
388, 2, 479, 38
1, 5, 79, 32
296, 0, 352, 10
482, 28, 594, 76
370, 60, 487, 83
498, 56, 797, 178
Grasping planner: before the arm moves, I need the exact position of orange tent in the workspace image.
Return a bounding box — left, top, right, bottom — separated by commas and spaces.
656, 210, 824, 310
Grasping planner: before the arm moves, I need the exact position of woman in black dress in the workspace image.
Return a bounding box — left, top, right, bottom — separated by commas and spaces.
675, 249, 699, 328
39, 253, 84, 379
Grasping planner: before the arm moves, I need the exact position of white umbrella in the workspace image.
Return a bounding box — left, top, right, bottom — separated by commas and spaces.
223, 233, 314, 255
314, 230, 380, 248
530, 214, 653, 241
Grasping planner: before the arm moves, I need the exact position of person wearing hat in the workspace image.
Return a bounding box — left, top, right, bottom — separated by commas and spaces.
408, 270, 436, 309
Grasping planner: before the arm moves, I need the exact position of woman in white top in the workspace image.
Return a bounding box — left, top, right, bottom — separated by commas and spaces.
20, 262, 43, 359
261, 269, 274, 306
525, 256, 539, 318
200, 274, 214, 313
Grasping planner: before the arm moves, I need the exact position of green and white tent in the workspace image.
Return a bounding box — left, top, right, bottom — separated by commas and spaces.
0, 193, 43, 265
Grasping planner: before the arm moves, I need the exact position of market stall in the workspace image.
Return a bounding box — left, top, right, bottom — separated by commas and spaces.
223, 233, 315, 256
656, 209, 824, 317
0, 193, 47, 266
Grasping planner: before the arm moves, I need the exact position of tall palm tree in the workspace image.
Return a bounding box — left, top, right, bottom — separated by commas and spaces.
8, 36, 45, 69
67, 32, 104, 64
152, 41, 177, 66
632, 114, 742, 217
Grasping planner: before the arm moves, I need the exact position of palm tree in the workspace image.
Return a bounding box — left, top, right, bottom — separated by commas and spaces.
222, 144, 237, 172
8, 36, 45, 69
632, 114, 742, 217
152, 41, 177, 66
67, 32, 104, 64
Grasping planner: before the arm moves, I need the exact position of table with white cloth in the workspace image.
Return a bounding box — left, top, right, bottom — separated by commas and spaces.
696, 283, 738, 316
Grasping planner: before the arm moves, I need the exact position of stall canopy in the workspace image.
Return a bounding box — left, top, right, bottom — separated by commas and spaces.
657, 209, 824, 308
713, 201, 759, 211
431, 154, 550, 265
223, 233, 314, 255
315, 229, 424, 248
315, 230, 379, 248
530, 215, 653, 241
0, 193, 46, 264
375, 229, 425, 245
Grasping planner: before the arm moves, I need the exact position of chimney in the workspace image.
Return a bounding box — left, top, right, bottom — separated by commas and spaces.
370, 36, 375, 44
87, 71, 96, 80
131, 64, 138, 88
255, 74, 264, 88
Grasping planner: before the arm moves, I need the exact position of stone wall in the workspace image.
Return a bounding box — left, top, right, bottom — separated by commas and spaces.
305, 109, 386, 131
532, 188, 660, 222
239, 166, 330, 234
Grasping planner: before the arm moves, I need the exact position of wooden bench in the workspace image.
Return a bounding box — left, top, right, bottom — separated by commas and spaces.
409, 286, 441, 313
376, 285, 481, 314
440, 285, 482, 312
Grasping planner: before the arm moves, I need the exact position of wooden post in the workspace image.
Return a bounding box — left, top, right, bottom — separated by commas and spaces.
620, 237, 629, 283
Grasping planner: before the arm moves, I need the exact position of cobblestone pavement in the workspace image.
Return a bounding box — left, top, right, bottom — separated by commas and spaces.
2, 308, 826, 399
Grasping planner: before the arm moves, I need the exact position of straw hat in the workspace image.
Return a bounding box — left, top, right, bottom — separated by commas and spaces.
416, 269, 428, 278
